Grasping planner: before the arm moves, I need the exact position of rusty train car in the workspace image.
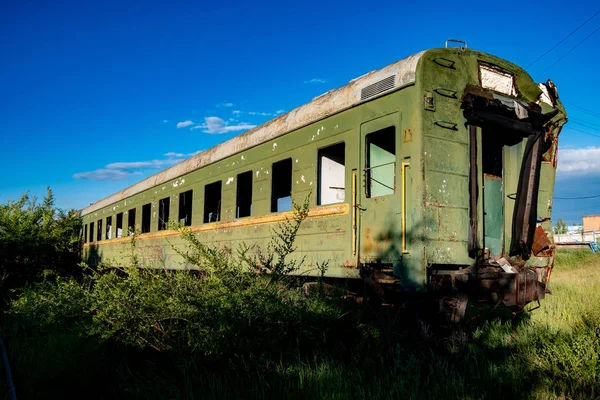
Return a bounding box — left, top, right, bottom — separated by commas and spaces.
81, 42, 567, 314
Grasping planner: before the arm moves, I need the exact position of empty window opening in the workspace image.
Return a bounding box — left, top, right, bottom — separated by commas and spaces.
271, 158, 292, 212
366, 126, 396, 198
84, 224, 88, 243
178, 190, 193, 226
127, 208, 136, 235
204, 181, 222, 223
481, 126, 524, 177
106, 216, 112, 240
158, 197, 170, 231
236, 171, 253, 218
116, 213, 123, 238
97, 219, 102, 242
141, 203, 151, 233
318, 143, 346, 205
89, 222, 95, 242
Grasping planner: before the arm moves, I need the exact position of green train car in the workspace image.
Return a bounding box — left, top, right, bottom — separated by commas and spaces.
81, 43, 567, 314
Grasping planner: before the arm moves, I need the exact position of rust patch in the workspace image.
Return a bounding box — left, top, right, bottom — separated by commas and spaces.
363, 228, 373, 253
403, 128, 413, 143
483, 173, 502, 181
532, 226, 551, 255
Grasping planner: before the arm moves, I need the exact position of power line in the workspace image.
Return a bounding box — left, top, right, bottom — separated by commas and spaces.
527, 10, 600, 68
563, 126, 600, 139
567, 126, 600, 138
555, 194, 600, 200
564, 102, 600, 118
570, 119, 600, 130
541, 24, 600, 73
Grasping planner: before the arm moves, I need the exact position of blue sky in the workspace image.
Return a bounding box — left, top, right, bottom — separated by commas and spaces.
1, 0, 599, 224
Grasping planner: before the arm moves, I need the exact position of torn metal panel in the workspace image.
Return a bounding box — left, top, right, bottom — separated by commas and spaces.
532, 226, 552, 255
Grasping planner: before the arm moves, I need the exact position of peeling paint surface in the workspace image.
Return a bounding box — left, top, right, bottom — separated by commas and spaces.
81, 51, 426, 215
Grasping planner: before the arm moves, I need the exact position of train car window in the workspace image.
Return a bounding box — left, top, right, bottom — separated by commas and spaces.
236, 171, 253, 218
84, 224, 88, 243
141, 204, 151, 233
97, 219, 103, 242
127, 208, 136, 235
204, 181, 222, 223
158, 197, 170, 231
271, 158, 292, 212
89, 222, 94, 242
366, 126, 396, 198
318, 143, 345, 205
116, 213, 123, 238
106, 216, 112, 240
178, 190, 193, 226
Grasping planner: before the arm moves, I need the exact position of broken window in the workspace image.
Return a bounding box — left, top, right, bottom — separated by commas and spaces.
106, 216, 112, 240
116, 212, 123, 238
271, 158, 292, 212
89, 222, 94, 242
204, 181, 222, 223
141, 203, 151, 233
366, 126, 396, 198
84, 224, 88, 243
97, 219, 102, 242
178, 190, 193, 226
318, 143, 345, 205
236, 171, 253, 218
127, 208, 136, 235
158, 197, 170, 231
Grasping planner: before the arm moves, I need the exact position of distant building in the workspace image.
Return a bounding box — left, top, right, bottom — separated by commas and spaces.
583, 214, 600, 232
566, 225, 583, 234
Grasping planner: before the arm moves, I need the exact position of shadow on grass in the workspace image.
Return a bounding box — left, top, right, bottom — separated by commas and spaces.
2, 301, 598, 400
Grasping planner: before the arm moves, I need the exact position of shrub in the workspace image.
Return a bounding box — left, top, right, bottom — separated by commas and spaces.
0, 188, 82, 294
82, 195, 367, 360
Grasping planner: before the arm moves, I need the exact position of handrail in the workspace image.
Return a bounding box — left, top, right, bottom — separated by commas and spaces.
352, 170, 357, 256
445, 39, 467, 49
402, 162, 410, 254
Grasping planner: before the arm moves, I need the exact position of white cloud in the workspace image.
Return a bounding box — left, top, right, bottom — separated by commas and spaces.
557, 147, 600, 177
304, 78, 327, 84
232, 110, 241, 116
276, 110, 285, 115
193, 116, 256, 134
176, 120, 194, 128
164, 150, 203, 158
162, 119, 169, 123
73, 169, 142, 181
164, 152, 185, 158
217, 102, 234, 108
247, 111, 275, 116
73, 152, 199, 182
106, 159, 183, 170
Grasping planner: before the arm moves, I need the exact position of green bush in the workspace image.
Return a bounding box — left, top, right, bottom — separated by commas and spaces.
3, 213, 600, 398
0, 188, 82, 295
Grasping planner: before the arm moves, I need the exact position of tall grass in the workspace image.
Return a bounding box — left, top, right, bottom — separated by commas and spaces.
1, 249, 599, 399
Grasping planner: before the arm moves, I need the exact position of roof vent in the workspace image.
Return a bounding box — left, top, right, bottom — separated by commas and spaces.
360, 75, 395, 101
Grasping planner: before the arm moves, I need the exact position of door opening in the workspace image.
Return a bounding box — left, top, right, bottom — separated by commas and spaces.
480, 125, 529, 259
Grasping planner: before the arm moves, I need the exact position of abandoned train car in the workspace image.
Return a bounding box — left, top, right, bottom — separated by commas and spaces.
81, 43, 567, 311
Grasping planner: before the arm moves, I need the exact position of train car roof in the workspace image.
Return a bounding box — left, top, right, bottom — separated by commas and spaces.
81, 50, 426, 215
